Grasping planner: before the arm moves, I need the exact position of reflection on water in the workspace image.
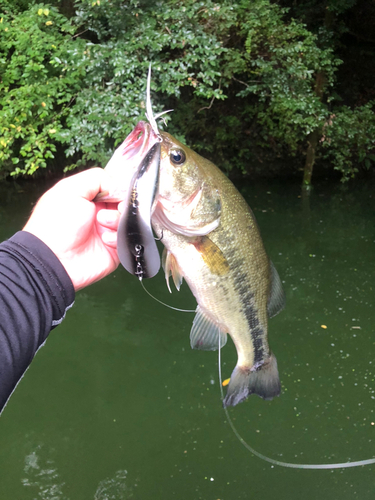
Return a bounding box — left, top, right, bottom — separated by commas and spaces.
22, 446, 67, 500
94, 470, 132, 500
21, 444, 134, 500
0, 177, 374, 500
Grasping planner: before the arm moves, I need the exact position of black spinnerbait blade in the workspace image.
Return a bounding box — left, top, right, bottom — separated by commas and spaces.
117, 143, 161, 279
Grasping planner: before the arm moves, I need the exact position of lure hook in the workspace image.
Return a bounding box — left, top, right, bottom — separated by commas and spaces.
146, 64, 173, 138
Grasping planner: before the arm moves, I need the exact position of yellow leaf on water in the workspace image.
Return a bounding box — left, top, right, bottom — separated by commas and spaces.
321, 325, 327, 329
222, 378, 230, 387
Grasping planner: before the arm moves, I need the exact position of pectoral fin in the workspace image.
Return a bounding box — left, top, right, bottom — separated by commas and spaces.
162, 248, 184, 293
190, 306, 227, 351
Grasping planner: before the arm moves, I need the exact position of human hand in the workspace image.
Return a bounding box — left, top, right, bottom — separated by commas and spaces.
23, 168, 121, 291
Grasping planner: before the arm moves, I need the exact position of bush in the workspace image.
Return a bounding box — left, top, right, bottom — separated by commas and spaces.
321, 102, 375, 180
0, 0, 373, 182
0, 1, 85, 177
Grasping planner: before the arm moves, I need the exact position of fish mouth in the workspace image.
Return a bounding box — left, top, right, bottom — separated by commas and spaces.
95, 121, 159, 203
120, 121, 156, 164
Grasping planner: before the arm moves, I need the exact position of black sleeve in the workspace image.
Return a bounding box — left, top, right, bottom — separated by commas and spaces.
0, 231, 75, 413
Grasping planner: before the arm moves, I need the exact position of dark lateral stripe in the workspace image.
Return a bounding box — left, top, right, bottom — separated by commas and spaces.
232, 266, 265, 366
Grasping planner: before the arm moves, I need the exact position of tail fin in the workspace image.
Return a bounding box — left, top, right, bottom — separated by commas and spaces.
223, 353, 281, 408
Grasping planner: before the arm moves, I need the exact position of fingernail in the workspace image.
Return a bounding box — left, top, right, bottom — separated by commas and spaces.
98, 210, 117, 224
118, 201, 125, 214
102, 231, 116, 245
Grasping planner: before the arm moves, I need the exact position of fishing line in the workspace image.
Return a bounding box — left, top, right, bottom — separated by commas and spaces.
217, 336, 375, 470
140, 279, 196, 313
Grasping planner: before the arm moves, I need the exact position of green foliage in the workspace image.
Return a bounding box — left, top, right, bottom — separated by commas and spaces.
162, 0, 342, 175
66, 0, 341, 173
62, 0, 231, 166
0, 0, 373, 181
234, 0, 339, 151
321, 102, 375, 181
0, 1, 85, 176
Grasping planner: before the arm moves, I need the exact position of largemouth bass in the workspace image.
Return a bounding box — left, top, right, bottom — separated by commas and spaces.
100, 119, 285, 407
154, 129, 285, 407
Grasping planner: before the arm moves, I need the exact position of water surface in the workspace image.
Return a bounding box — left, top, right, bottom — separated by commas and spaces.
0, 177, 374, 499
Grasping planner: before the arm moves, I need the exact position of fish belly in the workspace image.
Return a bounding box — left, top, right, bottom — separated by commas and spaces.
153, 223, 269, 369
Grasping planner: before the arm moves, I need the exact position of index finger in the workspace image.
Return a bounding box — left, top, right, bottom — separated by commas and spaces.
55, 168, 110, 201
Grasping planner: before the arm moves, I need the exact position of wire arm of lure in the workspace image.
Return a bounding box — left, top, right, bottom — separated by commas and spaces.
146, 64, 173, 138
153, 110, 174, 127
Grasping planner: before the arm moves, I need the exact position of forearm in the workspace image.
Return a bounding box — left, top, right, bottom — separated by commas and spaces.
0, 231, 75, 413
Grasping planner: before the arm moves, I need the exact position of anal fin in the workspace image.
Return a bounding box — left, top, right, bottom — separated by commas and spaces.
190, 306, 227, 351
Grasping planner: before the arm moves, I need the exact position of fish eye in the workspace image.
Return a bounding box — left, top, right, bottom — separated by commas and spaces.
170, 149, 186, 166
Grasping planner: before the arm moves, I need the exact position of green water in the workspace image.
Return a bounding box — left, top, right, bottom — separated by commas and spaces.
0, 177, 374, 499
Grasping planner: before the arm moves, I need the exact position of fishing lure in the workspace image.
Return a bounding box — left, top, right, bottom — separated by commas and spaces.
116, 65, 171, 279
117, 142, 161, 279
